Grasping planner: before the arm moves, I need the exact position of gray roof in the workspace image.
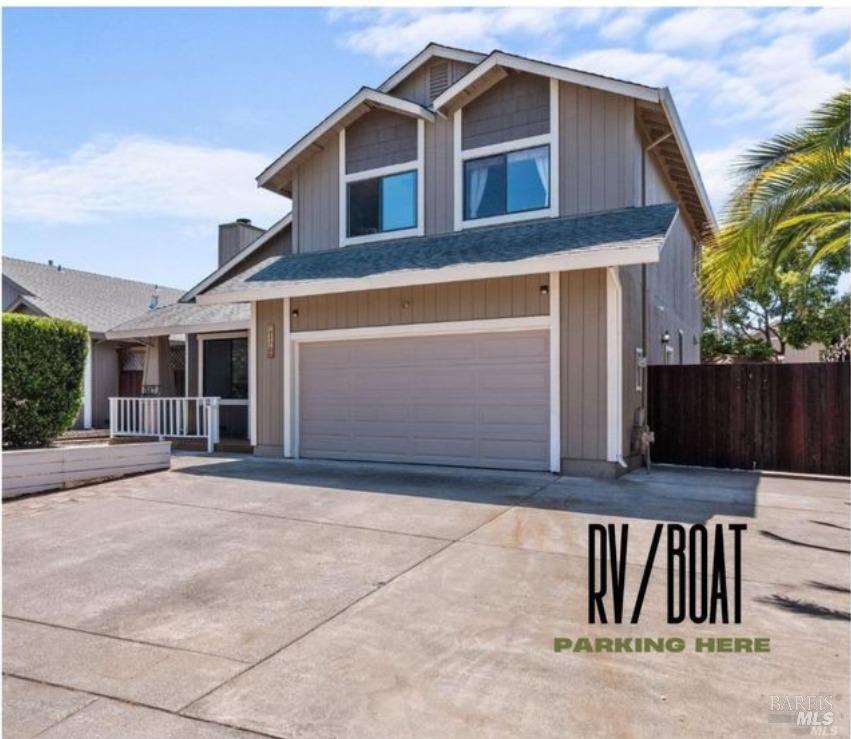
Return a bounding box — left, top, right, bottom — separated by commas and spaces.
208, 203, 678, 296
3, 257, 184, 335
106, 301, 249, 338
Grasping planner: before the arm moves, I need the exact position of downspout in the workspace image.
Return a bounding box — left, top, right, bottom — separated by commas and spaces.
638, 131, 672, 469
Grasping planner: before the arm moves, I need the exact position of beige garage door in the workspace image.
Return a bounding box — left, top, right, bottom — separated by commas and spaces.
298, 330, 550, 471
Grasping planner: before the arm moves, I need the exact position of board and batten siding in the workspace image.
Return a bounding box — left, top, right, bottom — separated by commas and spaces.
560, 269, 608, 466
425, 113, 454, 235
91, 341, 120, 428
293, 133, 340, 253
290, 274, 550, 331
559, 83, 637, 217
255, 298, 284, 454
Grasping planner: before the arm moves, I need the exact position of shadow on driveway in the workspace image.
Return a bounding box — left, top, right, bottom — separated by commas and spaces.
173, 456, 759, 524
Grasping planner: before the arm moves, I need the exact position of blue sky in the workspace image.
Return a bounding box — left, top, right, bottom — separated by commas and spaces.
3, 6, 849, 290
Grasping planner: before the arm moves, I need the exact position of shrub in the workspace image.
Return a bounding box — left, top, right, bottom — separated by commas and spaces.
3, 313, 89, 448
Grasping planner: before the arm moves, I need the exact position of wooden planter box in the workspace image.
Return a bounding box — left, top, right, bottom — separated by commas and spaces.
2, 441, 171, 499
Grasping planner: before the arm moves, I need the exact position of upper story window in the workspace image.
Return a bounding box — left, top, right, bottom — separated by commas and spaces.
463, 145, 550, 221
347, 170, 417, 238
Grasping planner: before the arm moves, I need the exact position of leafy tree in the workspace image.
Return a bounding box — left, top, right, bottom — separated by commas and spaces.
703, 89, 850, 303
701, 247, 850, 362
3, 313, 89, 448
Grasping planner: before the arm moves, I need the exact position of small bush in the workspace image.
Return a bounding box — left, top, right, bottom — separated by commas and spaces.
3, 313, 89, 448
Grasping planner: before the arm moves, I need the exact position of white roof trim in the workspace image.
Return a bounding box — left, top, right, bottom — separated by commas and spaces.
257, 88, 436, 190
432, 51, 660, 112
378, 44, 486, 93
182, 213, 292, 302
106, 318, 249, 340
659, 88, 717, 230
197, 242, 660, 305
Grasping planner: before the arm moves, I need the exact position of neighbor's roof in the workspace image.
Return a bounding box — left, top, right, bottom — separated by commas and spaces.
198, 203, 678, 304
106, 301, 249, 339
2, 257, 184, 336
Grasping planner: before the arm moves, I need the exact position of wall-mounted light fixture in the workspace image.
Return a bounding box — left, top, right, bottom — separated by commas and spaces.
661, 330, 670, 345
539, 284, 549, 296
291, 309, 299, 319
402, 300, 411, 309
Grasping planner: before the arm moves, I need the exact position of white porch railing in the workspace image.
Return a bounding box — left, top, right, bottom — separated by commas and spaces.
109, 397, 221, 453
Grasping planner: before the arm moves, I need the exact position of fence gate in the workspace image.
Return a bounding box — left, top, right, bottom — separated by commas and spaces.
647, 363, 850, 476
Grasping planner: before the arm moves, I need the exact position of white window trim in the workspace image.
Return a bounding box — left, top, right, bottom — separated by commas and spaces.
338, 119, 425, 248
454, 78, 560, 231
284, 314, 555, 466
197, 331, 250, 408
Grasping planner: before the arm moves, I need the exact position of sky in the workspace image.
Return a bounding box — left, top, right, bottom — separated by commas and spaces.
3, 6, 849, 291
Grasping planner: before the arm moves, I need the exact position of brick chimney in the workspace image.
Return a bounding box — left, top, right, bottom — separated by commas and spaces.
218, 218, 264, 267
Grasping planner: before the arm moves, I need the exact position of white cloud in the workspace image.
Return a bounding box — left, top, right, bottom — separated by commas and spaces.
3, 136, 287, 225
599, 9, 653, 42
564, 47, 721, 93
695, 138, 756, 214
337, 7, 575, 61
646, 8, 760, 51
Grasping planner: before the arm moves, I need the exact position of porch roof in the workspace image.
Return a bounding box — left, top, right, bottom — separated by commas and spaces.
197, 203, 678, 304
106, 301, 249, 339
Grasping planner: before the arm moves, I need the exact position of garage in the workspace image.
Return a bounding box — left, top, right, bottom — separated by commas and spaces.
297, 329, 550, 470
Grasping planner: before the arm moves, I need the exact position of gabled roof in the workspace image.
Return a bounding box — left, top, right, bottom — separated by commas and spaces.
257, 88, 435, 195
181, 213, 292, 302
198, 204, 677, 304
255, 44, 714, 236
377, 43, 486, 93
431, 49, 659, 112
2, 257, 184, 337
430, 49, 714, 235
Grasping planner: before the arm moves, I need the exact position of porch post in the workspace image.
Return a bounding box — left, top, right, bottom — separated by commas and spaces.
549, 271, 561, 473
283, 297, 293, 458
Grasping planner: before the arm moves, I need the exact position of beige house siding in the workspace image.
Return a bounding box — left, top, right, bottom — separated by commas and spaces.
255, 299, 284, 454
293, 132, 340, 253
647, 212, 700, 365
461, 72, 550, 150
424, 114, 454, 235
345, 109, 417, 174
619, 209, 701, 459
290, 274, 550, 331
91, 341, 120, 428
560, 269, 608, 465
559, 84, 636, 217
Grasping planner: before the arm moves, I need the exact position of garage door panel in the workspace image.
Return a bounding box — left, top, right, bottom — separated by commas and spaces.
299, 330, 549, 471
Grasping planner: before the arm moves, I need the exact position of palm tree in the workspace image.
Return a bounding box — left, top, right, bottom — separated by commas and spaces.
702, 89, 850, 304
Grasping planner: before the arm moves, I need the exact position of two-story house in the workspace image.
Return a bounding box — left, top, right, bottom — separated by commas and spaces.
110, 43, 713, 476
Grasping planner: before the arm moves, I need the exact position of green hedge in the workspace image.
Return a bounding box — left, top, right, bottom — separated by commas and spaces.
3, 313, 89, 448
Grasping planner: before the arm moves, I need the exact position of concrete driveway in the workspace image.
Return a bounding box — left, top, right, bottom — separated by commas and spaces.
3, 454, 849, 738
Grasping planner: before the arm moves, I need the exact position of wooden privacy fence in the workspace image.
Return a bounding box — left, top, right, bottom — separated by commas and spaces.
647, 363, 850, 476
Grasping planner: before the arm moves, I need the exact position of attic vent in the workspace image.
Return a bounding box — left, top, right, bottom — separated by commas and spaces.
428, 60, 451, 100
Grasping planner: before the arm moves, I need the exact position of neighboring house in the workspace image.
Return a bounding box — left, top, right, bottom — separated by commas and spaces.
2, 257, 184, 429
110, 43, 713, 476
